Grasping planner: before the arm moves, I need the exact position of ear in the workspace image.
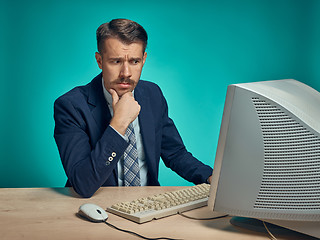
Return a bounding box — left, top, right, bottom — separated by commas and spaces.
142, 52, 147, 65
95, 52, 103, 69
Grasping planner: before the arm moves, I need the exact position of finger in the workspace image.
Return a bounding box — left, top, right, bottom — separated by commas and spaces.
109, 89, 119, 107
126, 91, 134, 97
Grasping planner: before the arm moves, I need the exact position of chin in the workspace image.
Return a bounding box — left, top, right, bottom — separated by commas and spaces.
117, 89, 133, 97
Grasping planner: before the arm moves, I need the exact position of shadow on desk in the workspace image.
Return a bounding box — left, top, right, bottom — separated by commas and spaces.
51, 187, 81, 198
202, 219, 319, 240
182, 206, 319, 240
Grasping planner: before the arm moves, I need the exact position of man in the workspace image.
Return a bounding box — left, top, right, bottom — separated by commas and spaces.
54, 19, 212, 198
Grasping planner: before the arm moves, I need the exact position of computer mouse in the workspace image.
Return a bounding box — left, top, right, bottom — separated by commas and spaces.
78, 203, 108, 222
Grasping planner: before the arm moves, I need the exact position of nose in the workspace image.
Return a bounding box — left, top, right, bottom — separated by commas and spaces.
119, 62, 132, 79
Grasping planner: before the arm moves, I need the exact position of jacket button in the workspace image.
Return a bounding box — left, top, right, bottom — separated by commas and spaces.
111, 152, 116, 157
108, 156, 113, 162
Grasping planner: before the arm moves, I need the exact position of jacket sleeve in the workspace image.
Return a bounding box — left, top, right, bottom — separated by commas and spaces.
53, 96, 128, 198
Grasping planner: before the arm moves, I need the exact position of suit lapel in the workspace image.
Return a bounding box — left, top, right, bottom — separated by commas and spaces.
88, 74, 112, 136
135, 83, 156, 181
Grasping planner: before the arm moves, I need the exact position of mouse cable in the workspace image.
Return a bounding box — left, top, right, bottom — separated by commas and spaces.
178, 212, 229, 221
104, 220, 183, 240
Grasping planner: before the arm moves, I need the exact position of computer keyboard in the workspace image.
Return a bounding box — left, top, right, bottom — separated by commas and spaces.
107, 183, 210, 223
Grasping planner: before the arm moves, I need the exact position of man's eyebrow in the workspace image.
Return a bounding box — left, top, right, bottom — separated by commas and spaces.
130, 57, 142, 60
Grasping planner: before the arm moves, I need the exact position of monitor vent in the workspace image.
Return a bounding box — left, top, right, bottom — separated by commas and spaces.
252, 97, 320, 210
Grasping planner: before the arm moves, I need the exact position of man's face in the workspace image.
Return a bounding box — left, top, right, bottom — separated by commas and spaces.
95, 38, 147, 97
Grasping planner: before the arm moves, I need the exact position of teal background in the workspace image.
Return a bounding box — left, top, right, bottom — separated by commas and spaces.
1, 0, 320, 188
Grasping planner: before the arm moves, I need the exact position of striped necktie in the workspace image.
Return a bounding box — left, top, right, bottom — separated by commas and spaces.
123, 123, 141, 186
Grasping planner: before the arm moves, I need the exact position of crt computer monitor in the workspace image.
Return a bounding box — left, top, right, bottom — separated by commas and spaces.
208, 79, 320, 238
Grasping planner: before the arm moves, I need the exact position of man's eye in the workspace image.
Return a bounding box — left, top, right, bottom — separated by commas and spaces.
131, 60, 140, 64
110, 59, 121, 64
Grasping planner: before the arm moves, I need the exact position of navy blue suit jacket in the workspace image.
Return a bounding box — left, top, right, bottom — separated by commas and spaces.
54, 73, 212, 197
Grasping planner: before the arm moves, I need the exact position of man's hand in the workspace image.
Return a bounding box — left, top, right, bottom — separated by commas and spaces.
109, 89, 141, 135
208, 175, 212, 184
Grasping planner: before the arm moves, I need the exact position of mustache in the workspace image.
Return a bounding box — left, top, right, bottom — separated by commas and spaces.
115, 78, 135, 84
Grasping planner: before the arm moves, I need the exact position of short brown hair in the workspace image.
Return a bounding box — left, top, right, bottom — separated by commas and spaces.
96, 18, 148, 53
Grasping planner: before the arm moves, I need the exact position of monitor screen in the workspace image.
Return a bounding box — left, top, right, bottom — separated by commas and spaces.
208, 79, 320, 238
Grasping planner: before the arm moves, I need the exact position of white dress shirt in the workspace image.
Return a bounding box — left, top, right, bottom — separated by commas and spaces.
102, 79, 148, 186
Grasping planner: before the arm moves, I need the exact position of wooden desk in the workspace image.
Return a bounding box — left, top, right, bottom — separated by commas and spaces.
0, 187, 316, 240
